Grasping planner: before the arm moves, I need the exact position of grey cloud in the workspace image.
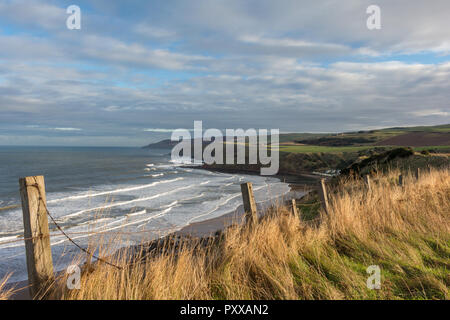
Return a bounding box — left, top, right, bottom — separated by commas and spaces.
2, 59, 448, 140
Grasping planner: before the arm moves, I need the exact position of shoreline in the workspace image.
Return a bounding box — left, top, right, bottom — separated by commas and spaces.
176, 187, 308, 238
184, 164, 321, 189
176, 165, 316, 237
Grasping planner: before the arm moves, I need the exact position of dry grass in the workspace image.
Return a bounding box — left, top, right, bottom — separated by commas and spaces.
0, 274, 14, 300
42, 168, 450, 299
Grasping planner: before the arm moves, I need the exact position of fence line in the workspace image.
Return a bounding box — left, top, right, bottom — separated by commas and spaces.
0, 180, 321, 248
3, 169, 426, 248
9, 168, 435, 298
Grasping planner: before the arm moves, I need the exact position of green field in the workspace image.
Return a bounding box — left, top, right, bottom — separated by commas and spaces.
411, 145, 450, 152
279, 145, 450, 154
279, 124, 450, 146
279, 145, 375, 153
276, 124, 450, 154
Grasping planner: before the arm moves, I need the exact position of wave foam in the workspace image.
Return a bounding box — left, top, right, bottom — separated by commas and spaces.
47, 177, 183, 204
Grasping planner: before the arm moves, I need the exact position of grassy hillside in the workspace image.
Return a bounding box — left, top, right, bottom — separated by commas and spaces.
279, 145, 377, 153
340, 149, 449, 177
46, 167, 449, 300
274, 124, 450, 173
203, 146, 448, 178
278, 123, 450, 151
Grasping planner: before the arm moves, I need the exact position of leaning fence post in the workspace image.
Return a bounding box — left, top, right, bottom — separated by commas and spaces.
240, 182, 257, 225
318, 179, 330, 215
291, 199, 298, 216
19, 175, 54, 299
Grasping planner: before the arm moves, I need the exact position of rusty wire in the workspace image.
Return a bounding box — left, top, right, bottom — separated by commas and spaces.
28, 182, 124, 270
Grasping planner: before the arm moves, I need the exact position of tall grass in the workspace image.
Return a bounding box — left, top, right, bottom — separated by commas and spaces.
0, 274, 14, 300
42, 168, 450, 299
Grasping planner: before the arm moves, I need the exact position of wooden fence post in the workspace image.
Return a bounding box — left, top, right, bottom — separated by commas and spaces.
19, 176, 54, 299
240, 182, 257, 225
398, 174, 404, 187
318, 179, 330, 215
364, 175, 372, 191
415, 168, 421, 181
291, 199, 298, 216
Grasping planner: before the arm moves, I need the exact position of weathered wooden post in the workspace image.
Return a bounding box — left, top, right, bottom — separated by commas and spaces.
240, 182, 257, 225
364, 175, 372, 191
291, 199, 298, 216
398, 174, 404, 187
318, 179, 330, 215
415, 168, 421, 181
19, 176, 54, 299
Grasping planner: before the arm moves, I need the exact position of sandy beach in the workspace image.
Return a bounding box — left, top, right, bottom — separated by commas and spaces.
177, 188, 307, 237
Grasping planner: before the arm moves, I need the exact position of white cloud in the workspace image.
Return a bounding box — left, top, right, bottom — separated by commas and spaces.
52, 128, 82, 131
411, 110, 449, 117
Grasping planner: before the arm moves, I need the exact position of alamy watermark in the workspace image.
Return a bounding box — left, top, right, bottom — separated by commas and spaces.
366, 5, 381, 30
170, 121, 279, 176
66, 264, 81, 290
366, 265, 381, 289
66, 5, 81, 30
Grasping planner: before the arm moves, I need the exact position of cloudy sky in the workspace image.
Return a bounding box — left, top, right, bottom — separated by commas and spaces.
0, 0, 449, 146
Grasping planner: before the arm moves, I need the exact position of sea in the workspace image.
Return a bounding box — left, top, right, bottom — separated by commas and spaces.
0, 146, 290, 283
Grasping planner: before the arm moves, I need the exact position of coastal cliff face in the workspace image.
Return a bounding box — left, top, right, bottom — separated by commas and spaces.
199, 151, 354, 177
142, 139, 394, 177
185, 147, 449, 183
143, 137, 358, 174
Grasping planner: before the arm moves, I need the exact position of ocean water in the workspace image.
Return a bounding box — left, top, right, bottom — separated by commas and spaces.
0, 146, 290, 282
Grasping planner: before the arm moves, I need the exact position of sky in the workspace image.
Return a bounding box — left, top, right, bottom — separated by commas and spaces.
0, 0, 449, 146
